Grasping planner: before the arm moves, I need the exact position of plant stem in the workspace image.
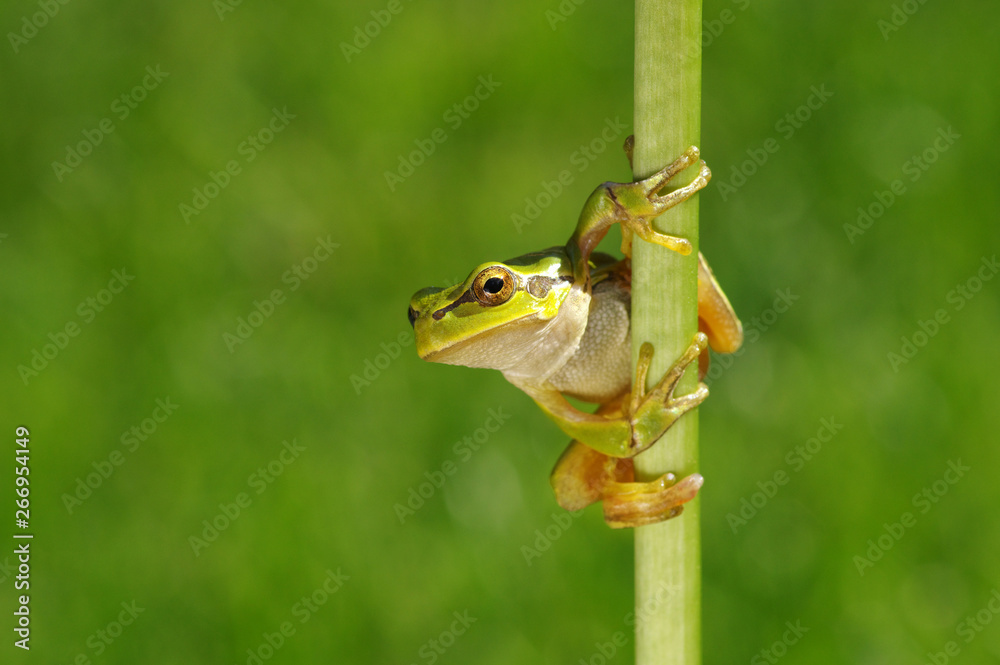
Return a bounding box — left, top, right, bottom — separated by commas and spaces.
631, 0, 703, 664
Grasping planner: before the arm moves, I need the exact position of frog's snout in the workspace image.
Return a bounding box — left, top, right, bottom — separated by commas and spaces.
408, 286, 445, 328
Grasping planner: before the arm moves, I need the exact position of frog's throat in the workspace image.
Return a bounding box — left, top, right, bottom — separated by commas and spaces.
500, 286, 591, 384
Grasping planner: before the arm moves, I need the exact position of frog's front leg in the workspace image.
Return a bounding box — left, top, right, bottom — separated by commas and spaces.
525, 334, 709, 527
511, 332, 709, 459
567, 146, 711, 281
628, 333, 710, 454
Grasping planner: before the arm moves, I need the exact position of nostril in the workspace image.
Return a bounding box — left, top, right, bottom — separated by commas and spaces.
407, 306, 418, 327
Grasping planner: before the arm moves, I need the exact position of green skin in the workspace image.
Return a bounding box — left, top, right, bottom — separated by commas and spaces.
408, 146, 739, 466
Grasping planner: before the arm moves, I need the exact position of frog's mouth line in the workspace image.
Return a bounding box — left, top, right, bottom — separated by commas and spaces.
418, 313, 551, 368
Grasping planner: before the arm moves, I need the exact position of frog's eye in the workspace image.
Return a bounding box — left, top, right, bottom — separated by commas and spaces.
472, 266, 516, 306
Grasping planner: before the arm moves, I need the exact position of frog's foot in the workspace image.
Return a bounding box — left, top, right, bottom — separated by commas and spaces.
603, 472, 703, 528
609, 145, 711, 256
628, 333, 710, 456
550, 440, 702, 528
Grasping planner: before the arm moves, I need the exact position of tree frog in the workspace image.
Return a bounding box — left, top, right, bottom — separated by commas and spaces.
408, 142, 742, 528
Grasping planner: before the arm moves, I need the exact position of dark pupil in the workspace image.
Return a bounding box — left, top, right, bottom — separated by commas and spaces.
484, 277, 505, 294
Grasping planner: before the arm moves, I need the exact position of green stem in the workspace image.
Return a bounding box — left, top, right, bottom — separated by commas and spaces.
632, 1, 702, 664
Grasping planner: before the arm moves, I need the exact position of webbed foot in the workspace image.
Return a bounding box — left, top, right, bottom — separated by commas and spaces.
628, 333, 710, 455
550, 439, 703, 528
610, 145, 711, 257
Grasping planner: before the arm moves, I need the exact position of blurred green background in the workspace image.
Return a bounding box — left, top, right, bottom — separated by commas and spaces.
2, 0, 999, 663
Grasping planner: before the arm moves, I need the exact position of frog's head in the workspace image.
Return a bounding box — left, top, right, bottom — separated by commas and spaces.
408, 249, 576, 371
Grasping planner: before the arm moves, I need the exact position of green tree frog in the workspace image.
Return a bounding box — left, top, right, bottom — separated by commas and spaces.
408, 142, 742, 528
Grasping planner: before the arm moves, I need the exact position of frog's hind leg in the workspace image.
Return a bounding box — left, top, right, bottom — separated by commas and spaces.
550, 439, 703, 528
602, 472, 703, 528
550, 439, 632, 511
